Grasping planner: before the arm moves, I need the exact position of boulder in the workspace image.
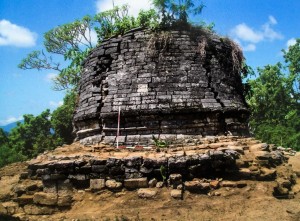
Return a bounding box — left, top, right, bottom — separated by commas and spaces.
43, 180, 57, 193
0, 203, 7, 215
1, 202, 19, 215
257, 168, 276, 180
57, 194, 73, 206
170, 189, 182, 199
57, 179, 73, 195
184, 180, 210, 193
220, 181, 237, 188
124, 178, 148, 189
156, 181, 164, 188
177, 184, 183, 190
23, 204, 54, 215
33, 192, 58, 206
210, 180, 220, 189
90, 179, 105, 191
137, 188, 157, 198
105, 179, 122, 191
249, 143, 269, 152
239, 168, 258, 178
148, 178, 158, 188
169, 174, 182, 188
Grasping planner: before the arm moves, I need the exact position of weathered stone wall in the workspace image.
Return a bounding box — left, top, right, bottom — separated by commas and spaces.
1, 137, 297, 219
73, 27, 250, 145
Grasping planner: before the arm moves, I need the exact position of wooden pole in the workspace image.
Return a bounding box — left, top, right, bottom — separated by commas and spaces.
116, 106, 121, 148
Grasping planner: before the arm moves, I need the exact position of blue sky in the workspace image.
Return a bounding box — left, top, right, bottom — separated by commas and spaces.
0, 0, 299, 126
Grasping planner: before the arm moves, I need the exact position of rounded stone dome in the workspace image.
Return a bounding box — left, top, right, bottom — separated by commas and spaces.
73, 27, 250, 145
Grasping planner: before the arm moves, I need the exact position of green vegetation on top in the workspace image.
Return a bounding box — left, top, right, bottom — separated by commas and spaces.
18, 0, 210, 91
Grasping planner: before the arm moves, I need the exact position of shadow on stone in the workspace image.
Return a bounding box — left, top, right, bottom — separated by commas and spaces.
0, 214, 20, 221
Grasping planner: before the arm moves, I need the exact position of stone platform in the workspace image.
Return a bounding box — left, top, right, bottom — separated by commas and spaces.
2, 137, 298, 214
0, 136, 298, 219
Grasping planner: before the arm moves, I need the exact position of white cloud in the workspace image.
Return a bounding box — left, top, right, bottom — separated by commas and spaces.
230, 15, 283, 52
45, 73, 58, 82
0, 19, 37, 47
243, 44, 256, 52
231, 23, 263, 43
96, 0, 152, 17
49, 101, 63, 108
0, 116, 23, 126
268, 15, 277, 25
286, 38, 296, 48
261, 17, 283, 41
233, 39, 256, 52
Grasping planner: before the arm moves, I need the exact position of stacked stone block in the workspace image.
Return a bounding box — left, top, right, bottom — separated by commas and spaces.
73, 28, 249, 145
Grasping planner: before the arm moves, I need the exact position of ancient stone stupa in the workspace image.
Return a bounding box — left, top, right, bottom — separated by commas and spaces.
2, 28, 297, 220
73, 27, 250, 145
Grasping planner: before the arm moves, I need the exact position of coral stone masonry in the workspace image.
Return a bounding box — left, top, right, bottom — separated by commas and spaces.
73, 27, 250, 145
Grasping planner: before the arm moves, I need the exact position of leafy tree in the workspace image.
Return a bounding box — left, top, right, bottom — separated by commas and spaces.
0, 128, 9, 146
152, 0, 172, 27
51, 90, 77, 144
170, 0, 205, 23
137, 9, 160, 29
94, 5, 136, 41
8, 110, 55, 158
246, 39, 300, 150
19, 16, 95, 91
283, 39, 300, 102
0, 144, 26, 168
152, 0, 205, 28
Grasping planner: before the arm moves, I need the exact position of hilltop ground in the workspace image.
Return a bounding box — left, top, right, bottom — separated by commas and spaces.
0, 142, 300, 221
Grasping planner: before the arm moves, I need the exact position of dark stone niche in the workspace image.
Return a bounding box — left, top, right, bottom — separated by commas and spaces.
73, 27, 250, 145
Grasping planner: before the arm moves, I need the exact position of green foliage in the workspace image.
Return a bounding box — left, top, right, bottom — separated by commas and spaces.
0, 128, 9, 146
246, 40, 300, 150
8, 110, 55, 158
152, 0, 172, 27
0, 127, 26, 168
282, 39, 300, 102
137, 9, 160, 29
152, 135, 168, 148
44, 16, 94, 54
19, 16, 94, 91
160, 165, 167, 182
94, 5, 160, 42
94, 5, 136, 41
51, 90, 77, 144
170, 0, 205, 23
0, 91, 77, 168
152, 0, 205, 29
18, 50, 60, 71
0, 144, 26, 168
253, 124, 300, 151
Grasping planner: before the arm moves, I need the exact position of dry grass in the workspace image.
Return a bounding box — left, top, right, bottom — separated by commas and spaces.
198, 37, 208, 61
223, 37, 244, 72
147, 31, 173, 57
